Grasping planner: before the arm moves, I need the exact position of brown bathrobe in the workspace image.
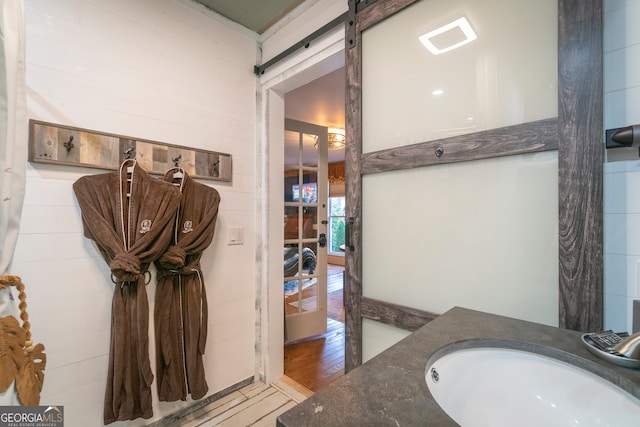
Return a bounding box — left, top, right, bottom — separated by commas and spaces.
73, 160, 181, 424
154, 170, 220, 402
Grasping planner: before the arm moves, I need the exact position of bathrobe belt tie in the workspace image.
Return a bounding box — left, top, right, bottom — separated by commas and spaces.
156, 263, 202, 279
109, 252, 150, 285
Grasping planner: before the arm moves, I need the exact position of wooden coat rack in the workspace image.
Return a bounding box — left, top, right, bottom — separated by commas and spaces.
28, 120, 232, 182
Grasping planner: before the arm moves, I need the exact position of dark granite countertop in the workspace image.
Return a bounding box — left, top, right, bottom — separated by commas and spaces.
276, 306, 640, 426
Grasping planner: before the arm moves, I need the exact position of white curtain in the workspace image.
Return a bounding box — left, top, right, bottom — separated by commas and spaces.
0, 0, 27, 405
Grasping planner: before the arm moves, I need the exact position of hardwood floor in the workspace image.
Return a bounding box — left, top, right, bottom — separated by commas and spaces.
284, 264, 345, 392
284, 318, 345, 392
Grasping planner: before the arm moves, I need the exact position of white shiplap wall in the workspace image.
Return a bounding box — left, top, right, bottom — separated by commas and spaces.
603, 0, 640, 333
13, 0, 258, 425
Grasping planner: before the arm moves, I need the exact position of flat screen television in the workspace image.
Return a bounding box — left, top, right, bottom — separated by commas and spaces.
292, 183, 317, 203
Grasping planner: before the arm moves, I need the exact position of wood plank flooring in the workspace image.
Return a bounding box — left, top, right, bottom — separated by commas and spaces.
284, 264, 345, 392
162, 382, 299, 427
284, 318, 345, 392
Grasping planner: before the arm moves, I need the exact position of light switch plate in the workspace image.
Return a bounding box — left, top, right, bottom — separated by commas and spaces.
227, 226, 244, 245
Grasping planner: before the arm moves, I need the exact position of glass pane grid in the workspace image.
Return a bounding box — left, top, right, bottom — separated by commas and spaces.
283, 122, 327, 333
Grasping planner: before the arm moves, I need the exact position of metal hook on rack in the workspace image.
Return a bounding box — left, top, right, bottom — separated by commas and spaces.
123, 147, 135, 160
209, 159, 220, 177
63, 136, 75, 153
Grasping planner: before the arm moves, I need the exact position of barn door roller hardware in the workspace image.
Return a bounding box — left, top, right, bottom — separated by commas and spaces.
253, 0, 376, 76
347, 0, 377, 49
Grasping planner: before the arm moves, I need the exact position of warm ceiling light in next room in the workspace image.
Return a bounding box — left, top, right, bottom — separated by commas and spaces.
328, 128, 346, 150
419, 16, 477, 55
316, 128, 346, 150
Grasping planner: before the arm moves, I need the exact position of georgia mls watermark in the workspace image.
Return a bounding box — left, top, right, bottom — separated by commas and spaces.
0, 406, 63, 427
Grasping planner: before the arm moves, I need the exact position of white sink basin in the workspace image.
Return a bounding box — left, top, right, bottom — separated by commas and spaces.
425, 346, 640, 427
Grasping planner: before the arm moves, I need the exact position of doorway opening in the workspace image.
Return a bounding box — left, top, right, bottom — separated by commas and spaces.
282, 67, 346, 393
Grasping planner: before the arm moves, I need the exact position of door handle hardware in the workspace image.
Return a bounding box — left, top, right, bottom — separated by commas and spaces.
319, 233, 327, 248
345, 217, 355, 250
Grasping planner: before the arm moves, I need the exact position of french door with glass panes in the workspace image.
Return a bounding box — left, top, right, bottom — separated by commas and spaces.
283, 118, 328, 343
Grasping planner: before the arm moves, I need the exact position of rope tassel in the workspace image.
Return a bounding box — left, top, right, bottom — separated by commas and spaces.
0, 275, 47, 405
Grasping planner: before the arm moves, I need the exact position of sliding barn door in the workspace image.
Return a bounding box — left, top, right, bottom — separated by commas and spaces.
344, 0, 603, 370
